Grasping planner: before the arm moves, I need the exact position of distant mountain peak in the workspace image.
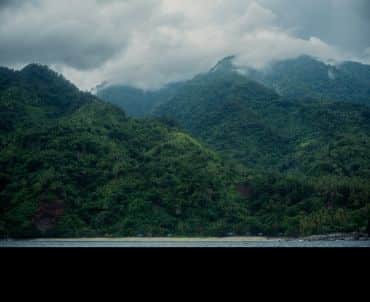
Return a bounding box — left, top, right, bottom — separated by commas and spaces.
20, 63, 57, 76
209, 55, 236, 73
19, 63, 79, 92
243, 54, 370, 104
271, 55, 322, 66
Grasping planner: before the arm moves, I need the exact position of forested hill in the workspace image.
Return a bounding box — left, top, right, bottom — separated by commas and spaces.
152, 59, 370, 236
154, 58, 370, 178
96, 82, 183, 117
1, 64, 369, 237
244, 55, 370, 104
97, 55, 370, 120
0, 64, 249, 237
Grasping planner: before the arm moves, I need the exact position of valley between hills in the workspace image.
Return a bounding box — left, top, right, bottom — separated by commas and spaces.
1, 55, 370, 239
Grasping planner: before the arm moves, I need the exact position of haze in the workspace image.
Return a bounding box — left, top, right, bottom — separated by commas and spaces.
1, 0, 369, 90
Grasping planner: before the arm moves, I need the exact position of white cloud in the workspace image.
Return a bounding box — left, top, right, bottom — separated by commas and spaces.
0, 0, 366, 90
363, 48, 370, 63
234, 33, 344, 69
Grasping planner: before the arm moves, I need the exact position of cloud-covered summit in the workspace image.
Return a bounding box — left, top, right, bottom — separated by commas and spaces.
1, 0, 369, 90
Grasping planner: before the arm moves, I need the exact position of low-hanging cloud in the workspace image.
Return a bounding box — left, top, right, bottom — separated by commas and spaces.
0, 0, 369, 90
259, 0, 370, 55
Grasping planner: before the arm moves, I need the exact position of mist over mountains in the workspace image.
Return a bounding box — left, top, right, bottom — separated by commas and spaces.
1, 1, 370, 239
1, 0, 370, 91
97, 55, 370, 115
1, 55, 370, 237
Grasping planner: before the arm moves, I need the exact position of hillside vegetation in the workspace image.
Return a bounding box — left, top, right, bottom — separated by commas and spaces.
245, 55, 370, 105
0, 65, 249, 237
152, 59, 370, 236
1, 62, 369, 238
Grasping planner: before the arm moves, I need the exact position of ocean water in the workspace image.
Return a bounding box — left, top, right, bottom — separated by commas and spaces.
1, 239, 369, 248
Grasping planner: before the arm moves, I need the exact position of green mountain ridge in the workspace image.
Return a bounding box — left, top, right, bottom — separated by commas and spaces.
154, 67, 288, 169
1, 63, 369, 237
154, 59, 370, 178
96, 55, 370, 119
97, 82, 183, 117
149, 58, 370, 235
244, 55, 370, 104
0, 65, 249, 237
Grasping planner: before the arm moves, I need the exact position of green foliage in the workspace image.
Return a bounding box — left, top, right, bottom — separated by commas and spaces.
0, 65, 248, 238
97, 82, 183, 117
247, 55, 370, 105
152, 58, 370, 236
1, 61, 369, 238
154, 60, 370, 178
242, 172, 370, 236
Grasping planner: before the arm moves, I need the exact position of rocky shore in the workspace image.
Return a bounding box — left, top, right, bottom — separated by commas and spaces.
302, 233, 369, 241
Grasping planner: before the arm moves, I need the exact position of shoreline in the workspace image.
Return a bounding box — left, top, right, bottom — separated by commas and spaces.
1, 233, 369, 242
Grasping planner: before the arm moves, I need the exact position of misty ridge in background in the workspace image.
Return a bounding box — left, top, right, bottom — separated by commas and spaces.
0, 0, 370, 91
1, 0, 370, 238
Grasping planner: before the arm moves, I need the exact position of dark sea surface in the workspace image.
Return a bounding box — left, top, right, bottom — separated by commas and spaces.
1, 238, 369, 248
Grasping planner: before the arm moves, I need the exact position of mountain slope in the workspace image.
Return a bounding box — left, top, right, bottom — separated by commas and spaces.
154, 58, 370, 179
97, 82, 183, 117
1, 64, 369, 237
0, 65, 249, 237
154, 66, 288, 169
152, 59, 370, 236
245, 55, 370, 104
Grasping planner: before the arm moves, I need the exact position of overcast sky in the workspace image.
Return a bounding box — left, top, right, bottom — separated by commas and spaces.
1, 0, 370, 90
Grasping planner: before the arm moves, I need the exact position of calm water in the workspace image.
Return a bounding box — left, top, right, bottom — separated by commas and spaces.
1, 239, 369, 248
